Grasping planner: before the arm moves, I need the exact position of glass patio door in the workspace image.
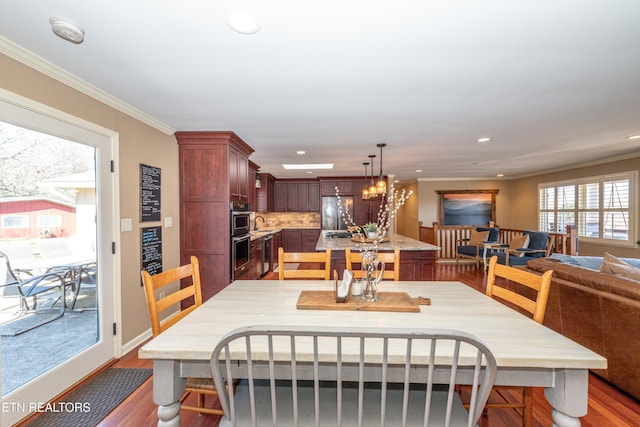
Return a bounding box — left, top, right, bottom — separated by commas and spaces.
0, 94, 117, 426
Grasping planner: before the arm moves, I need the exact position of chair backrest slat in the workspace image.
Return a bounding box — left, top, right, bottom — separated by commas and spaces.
345, 247, 400, 281
140, 256, 203, 337
211, 325, 497, 427
278, 247, 332, 280
486, 255, 553, 323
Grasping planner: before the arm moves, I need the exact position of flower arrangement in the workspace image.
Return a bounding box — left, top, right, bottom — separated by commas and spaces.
336, 182, 413, 251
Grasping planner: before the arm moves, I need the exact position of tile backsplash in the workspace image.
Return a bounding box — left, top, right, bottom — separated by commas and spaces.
251, 212, 321, 229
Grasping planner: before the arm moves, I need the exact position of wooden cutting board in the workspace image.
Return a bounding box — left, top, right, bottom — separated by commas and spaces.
296, 291, 425, 312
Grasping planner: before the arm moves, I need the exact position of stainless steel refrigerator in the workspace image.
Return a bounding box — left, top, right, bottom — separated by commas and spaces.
322, 196, 353, 230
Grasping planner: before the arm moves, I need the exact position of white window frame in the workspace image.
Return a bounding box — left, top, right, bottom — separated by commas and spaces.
37, 214, 62, 228
539, 171, 637, 247
1, 215, 29, 228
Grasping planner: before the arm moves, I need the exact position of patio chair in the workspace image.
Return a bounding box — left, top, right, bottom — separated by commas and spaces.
211, 325, 497, 427
0, 250, 69, 333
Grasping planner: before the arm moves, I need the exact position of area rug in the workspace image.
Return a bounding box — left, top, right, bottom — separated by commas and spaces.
25, 368, 152, 427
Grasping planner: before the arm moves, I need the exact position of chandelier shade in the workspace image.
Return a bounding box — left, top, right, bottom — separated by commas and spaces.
368, 154, 377, 197
376, 143, 387, 195
361, 162, 370, 200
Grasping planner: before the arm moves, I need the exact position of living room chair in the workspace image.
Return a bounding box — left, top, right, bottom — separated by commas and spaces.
493, 231, 551, 267
456, 226, 500, 267
345, 247, 400, 281
211, 325, 497, 427
278, 247, 332, 280
472, 255, 553, 427
141, 256, 223, 416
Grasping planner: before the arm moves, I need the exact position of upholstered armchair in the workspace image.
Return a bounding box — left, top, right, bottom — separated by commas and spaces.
456, 226, 499, 267
493, 230, 551, 266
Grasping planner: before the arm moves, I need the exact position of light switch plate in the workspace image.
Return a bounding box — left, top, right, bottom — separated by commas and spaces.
121, 218, 133, 232
165, 217, 173, 228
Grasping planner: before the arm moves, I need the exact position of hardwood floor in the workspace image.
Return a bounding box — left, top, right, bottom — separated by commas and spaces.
20, 261, 640, 427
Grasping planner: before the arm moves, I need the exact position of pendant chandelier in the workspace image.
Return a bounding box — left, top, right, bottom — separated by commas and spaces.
361, 161, 370, 200
368, 154, 377, 198
376, 143, 387, 195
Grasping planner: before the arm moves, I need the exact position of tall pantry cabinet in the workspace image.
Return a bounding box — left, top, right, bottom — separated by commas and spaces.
176, 131, 254, 301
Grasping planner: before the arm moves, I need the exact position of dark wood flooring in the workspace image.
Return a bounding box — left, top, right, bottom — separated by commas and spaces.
19, 262, 640, 427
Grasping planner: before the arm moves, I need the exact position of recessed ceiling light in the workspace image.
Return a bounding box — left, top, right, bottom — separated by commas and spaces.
416, 169, 423, 173
497, 174, 504, 177
296, 150, 306, 155
627, 135, 640, 140
477, 137, 491, 143
49, 17, 85, 44
225, 6, 260, 34
307, 171, 313, 174
282, 163, 333, 170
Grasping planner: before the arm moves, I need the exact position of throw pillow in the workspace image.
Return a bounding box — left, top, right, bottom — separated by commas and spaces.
599, 252, 640, 282
508, 233, 530, 250
468, 230, 490, 246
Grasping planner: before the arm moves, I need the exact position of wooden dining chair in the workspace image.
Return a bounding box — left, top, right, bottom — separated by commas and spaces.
278, 247, 332, 280
344, 247, 401, 281
471, 255, 553, 427
141, 256, 223, 416
211, 325, 497, 427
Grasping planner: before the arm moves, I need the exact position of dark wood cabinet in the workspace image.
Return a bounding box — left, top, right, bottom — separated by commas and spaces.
251, 238, 263, 279
176, 131, 254, 301
256, 173, 275, 213
281, 228, 320, 252
308, 183, 320, 211
282, 229, 302, 252
248, 160, 259, 210
353, 180, 380, 225
274, 182, 287, 212
229, 146, 249, 202
286, 183, 298, 211
321, 180, 354, 196
273, 180, 320, 212
301, 229, 321, 252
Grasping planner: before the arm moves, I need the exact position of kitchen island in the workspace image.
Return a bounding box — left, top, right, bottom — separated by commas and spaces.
316, 230, 440, 281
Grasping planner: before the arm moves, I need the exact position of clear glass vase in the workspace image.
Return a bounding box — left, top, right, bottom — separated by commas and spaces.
361, 249, 384, 302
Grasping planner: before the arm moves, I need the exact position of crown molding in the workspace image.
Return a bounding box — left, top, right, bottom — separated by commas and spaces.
0, 36, 175, 136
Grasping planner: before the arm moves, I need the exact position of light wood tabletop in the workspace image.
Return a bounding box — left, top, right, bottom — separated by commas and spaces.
139, 280, 606, 427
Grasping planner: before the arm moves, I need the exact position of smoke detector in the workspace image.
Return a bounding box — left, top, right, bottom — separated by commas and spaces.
49, 17, 85, 44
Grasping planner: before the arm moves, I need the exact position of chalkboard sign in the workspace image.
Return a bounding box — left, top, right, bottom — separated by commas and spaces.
140, 163, 161, 222
141, 226, 162, 278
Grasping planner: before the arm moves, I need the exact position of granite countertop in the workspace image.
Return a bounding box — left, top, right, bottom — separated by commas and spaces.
249, 228, 282, 241
316, 230, 440, 251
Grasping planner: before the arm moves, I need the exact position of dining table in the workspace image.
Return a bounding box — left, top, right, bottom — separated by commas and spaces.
138, 279, 607, 427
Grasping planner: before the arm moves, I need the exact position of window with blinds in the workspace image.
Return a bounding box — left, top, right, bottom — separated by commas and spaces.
538, 172, 636, 245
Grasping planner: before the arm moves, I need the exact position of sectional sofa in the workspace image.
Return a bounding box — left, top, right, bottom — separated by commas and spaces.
523, 254, 640, 401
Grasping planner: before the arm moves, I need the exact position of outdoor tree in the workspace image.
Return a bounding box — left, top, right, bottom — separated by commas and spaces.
0, 121, 94, 200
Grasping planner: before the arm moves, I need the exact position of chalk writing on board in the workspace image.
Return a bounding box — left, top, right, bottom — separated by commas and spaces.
140, 163, 161, 222
141, 226, 162, 277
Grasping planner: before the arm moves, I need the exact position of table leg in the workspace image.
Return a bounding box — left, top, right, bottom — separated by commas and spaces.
153, 359, 186, 427
544, 369, 588, 427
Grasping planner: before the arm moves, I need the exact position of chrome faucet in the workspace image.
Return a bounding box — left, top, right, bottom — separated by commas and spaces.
254, 215, 265, 231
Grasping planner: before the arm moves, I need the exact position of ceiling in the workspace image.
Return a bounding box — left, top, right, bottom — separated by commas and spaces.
1, 1, 639, 183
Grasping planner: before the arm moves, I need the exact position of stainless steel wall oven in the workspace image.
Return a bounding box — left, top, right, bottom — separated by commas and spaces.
231, 234, 251, 280
230, 201, 251, 237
